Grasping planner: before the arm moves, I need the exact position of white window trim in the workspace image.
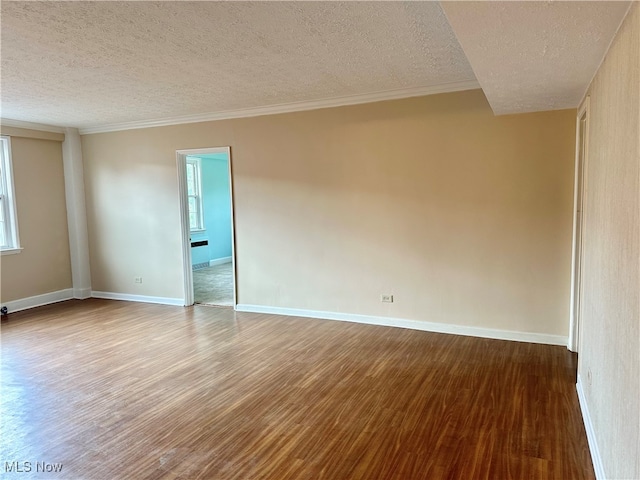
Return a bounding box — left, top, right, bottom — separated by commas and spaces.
0, 136, 21, 255
186, 157, 204, 232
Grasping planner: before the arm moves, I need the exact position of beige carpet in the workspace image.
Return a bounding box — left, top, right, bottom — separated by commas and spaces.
193, 262, 234, 306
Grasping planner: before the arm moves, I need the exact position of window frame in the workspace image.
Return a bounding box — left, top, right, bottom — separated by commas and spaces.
186, 157, 205, 232
0, 136, 21, 255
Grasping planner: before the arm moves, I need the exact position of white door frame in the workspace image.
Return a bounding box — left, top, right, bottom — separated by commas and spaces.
176, 146, 237, 308
568, 97, 590, 352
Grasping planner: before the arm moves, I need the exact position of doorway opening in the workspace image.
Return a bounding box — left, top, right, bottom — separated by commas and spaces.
569, 98, 590, 352
177, 147, 236, 308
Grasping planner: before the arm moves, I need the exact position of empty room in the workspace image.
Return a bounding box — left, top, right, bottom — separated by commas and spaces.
1, 2, 638, 479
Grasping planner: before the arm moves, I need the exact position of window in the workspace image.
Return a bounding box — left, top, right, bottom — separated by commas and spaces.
0, 136, 20, 254
186, 157, 204, 231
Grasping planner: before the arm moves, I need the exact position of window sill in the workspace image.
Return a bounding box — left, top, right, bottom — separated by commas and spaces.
1, 247, 23, 256
190, 228, 206, 234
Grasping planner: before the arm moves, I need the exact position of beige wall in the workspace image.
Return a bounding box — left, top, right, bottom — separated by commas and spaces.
82, 89, 576, 336
0, 135, 72, 301
578, 4, 639, 479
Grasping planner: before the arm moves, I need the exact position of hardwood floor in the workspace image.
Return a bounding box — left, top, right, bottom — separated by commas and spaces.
0, 299, 593, 479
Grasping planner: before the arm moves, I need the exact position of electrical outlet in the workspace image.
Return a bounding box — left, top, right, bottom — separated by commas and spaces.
381, 294, 393, 303
134, 277, 143, 284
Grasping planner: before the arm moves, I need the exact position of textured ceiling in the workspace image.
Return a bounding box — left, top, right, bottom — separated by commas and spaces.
1, 1, 476, 129
0, 1, 632, 130
442, 1, 631, 115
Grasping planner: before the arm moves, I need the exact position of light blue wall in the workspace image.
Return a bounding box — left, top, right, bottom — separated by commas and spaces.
202, 154, 232, 261
190, 153, 232, 266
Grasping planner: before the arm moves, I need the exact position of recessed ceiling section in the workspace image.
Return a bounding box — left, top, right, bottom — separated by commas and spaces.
441, 1, 631, 115
0, 1, 477, 129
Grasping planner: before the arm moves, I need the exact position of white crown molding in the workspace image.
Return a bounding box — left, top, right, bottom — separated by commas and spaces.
235, 304, 568, 346
79, 80, 481, 135
0, 118, 66, 134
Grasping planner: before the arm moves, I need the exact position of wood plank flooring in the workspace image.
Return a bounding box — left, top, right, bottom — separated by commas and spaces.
0, 299, 593, 479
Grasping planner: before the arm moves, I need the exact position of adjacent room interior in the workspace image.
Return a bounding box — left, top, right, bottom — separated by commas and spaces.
184, 151, 234, 307
0, 2, 638, 479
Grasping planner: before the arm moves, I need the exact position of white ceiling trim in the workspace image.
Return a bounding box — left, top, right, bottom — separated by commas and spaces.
78, 81, 480, 135
0, 118, 66, 134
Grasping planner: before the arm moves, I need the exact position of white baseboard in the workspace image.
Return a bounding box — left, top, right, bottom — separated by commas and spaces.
577, 375, 605, 479
3, 288, 74, 313
91, 291, 184, 306
73, 287, 92, 300
209, 256, 232, 267
235, 304, 568, 346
